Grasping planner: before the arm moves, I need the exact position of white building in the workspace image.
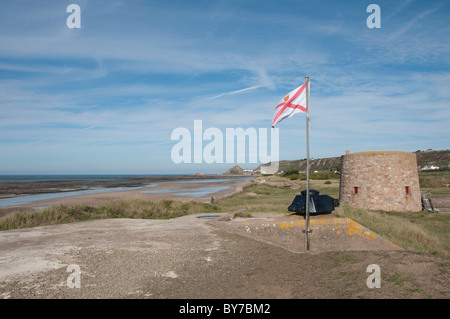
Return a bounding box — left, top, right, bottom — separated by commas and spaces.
421, 165, 440, 170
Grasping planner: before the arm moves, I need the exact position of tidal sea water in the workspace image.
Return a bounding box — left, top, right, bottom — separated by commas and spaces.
0, 185, 156, 208
0, 175, 250, 207
0, 175, 140, 183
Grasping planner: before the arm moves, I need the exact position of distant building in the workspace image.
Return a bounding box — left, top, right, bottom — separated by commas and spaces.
260, 166, 275, 175
421, 165, 440, 170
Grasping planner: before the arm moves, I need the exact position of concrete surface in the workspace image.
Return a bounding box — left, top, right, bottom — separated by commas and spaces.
3, 213, 448, 299
208, 213, 403, 253
0, 213, 401, 282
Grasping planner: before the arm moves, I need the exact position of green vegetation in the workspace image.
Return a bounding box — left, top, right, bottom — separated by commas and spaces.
215, 175, 449, 258
419, 170, 450, 194
215, 178, 340, 214
216, 183, 298, 214
262, 149, 450, 176
334, 205, 450, 259
286, 172, 340, 181
257, 157, 341, 173
282, 168, 340, 181
233, 212, 254, 218
228, 168, 241, 174
224, 165, 244, 175
415, 149, 450, 167
282, 169, 300, 176
0, 199, 217, 231
0, 171, 448, 259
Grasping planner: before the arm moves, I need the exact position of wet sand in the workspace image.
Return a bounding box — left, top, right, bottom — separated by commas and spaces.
0, 175, 237, 198
0, 175, 254, 217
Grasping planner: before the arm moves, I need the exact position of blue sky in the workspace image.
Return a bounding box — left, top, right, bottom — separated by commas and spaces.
0, 0, 449, 174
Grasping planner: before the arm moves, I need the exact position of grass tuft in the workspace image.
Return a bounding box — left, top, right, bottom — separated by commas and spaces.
0, 199, 217, 231
334, 205, 450, 258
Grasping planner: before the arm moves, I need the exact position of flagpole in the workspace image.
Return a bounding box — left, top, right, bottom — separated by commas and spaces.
305, 76, 311, 251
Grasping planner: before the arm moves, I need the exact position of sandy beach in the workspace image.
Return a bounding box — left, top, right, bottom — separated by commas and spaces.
0, 175, 254, 216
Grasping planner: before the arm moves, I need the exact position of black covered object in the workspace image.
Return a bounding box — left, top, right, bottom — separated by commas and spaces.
288, 189, 339, 215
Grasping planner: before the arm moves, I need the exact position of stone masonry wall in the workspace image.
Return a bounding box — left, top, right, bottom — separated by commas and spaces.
339, 151, 421, 212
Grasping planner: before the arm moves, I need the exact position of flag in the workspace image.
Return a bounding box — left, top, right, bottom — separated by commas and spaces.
272, 83, 307, 127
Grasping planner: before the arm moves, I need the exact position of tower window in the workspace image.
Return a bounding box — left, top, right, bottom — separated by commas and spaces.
405, 186, 410, 195
354, 187, 358, 194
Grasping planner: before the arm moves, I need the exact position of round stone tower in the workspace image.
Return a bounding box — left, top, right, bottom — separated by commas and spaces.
339, 151, 421, 212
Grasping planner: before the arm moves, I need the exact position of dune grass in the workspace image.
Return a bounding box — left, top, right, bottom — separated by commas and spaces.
215, 178, 340, 214
419, 170, 450, 194
334, 205, 450, 258
0, 175, 448, 259
0, 199, 217, 231
0, 177, 332, 231
215, 183, 298, 214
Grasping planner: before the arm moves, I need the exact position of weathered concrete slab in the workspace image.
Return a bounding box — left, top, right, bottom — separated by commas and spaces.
207, 213, 402, 253
0, 215, 221, 282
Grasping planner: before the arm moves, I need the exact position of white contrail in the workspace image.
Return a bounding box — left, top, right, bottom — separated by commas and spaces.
201, 85, 263, 101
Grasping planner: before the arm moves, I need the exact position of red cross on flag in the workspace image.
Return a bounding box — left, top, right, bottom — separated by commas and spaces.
272, 83, 307, 127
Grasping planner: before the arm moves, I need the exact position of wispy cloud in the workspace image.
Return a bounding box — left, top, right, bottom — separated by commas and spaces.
201, 85, 264, 101
0, 0, 449, 173
387, 1, 448, 41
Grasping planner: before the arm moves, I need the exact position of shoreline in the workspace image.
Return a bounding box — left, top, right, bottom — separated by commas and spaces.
0, 175, 256, 217
0, 175, 247, 199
